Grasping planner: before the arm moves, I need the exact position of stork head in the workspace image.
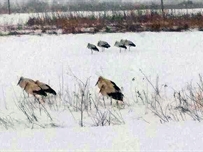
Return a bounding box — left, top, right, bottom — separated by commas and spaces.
97, 41, 101, 46
35, 80, 40, 84
95, 76, 104, 86
120, 39, 125, 44
114, 41, 119, 46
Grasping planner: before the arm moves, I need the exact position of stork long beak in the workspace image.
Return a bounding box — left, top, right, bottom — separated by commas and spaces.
17, 79, 21, 85
17, 77, 23, 85
95, 80, 99, 86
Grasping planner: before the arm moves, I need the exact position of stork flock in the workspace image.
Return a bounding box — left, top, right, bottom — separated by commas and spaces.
87, 39, 136, 54
17, 76, 124, 107
17, 40, 131, 108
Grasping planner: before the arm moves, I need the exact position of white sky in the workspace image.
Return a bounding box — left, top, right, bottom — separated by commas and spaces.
1, 0, 203, 5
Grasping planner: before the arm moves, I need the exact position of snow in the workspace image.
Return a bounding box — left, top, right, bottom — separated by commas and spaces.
1, 120, 203, 151
1, 32, 202, 101
0, 31, 203, 150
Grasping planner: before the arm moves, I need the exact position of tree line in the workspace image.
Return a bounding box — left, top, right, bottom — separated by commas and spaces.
1, 0, 203, 14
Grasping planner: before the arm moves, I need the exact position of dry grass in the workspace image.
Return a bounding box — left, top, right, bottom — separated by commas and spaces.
24, 11, 203, 34
0, 10, 202, 36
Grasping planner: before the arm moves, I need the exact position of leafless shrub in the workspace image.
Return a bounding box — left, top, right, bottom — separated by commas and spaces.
14, 92, 55, 129
173, 75, 203, 122
135, 70, 203, 123
87, 96, 125, 126
0, 113, 16, 130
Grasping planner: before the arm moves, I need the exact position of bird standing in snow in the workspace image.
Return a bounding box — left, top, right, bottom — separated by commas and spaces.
17, 77, 57, 103
120, 39, 136, 51
97, 40, 111, 52
95, 76, 124, 106
114, 41, 127, 53
17, 77, 47, 103
87, 43, 99, 54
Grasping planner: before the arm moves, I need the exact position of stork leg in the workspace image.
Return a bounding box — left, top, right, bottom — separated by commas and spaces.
91, 49, 93, 54
34, 95, 52, 121
39, 100, 42, 115
34, 95, 42, 115
120, 48, 121, 53
110, 98, 112, 105
23, 90, 29, 98
103, 97, 106, 108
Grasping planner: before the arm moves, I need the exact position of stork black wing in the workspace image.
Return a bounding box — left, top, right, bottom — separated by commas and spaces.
103, 43, 110, 48
44, 85, 57, 95
110, 81, 121, 91
93, 46, 99, 51
107, 92, 124, 101
130, 43, 136, 47
33, 90, 47, 96
121, 45, 127, 49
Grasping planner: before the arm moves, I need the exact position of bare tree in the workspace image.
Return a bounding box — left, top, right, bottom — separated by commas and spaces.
160, 0, 164, 19
7, 0, 11, 14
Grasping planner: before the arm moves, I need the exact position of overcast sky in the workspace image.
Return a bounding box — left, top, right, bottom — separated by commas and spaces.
1, 0, 203, 5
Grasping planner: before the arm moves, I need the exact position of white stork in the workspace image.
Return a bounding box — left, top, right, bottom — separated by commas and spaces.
114, 41, 127, 53
87, 43, 99, 54
95, 76, 124, 106
17, 77, 47, 103
97, 40, 111, 52
120, 39, 136, 51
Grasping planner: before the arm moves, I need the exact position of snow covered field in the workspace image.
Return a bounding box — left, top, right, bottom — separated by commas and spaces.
1, 31, 203, 151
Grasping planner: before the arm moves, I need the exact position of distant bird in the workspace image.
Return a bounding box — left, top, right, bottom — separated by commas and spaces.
97, 40, 111, 52
87, 43, 99, 54
120, 39, 136, 51
35, 80, 57, 95
114, 41, 127, 53
17, 77, 47, 98
95, 76, 124, 106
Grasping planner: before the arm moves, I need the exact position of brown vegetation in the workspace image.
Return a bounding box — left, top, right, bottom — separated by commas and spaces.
1, 10, 203, 36
25, 11, 203, 34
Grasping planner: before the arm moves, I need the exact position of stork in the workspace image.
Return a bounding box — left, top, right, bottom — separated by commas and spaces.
97, 40, 110, 52
17, 77, 47, 103
95, 76, 124, 106
120, 39, 136, 51
17, 77, 57, 103
87, 43, 99, 54
114, 41, 127, 53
